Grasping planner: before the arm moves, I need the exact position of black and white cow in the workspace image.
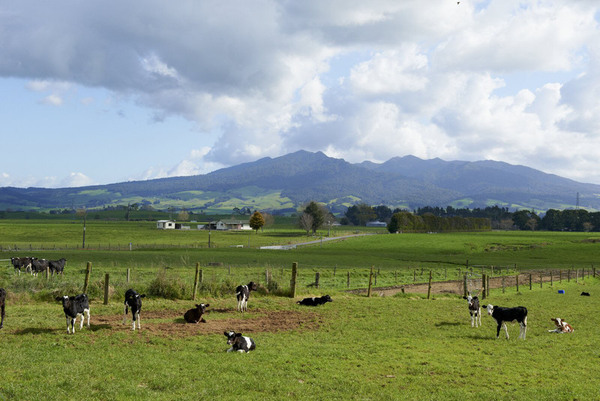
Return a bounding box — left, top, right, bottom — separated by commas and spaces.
297, 295, 333, 306
11, 257, 32, 275
462, 293, 481, 327
0, 288, 6, 329
235, 281, 258, 312
224, 331, 256, 353
49, 258, 67, 275
56, 294, 90, 334
31, 258, 50, 276
123, 289, 146, 330
184, 303, 210, 323
483, 304, 528, 339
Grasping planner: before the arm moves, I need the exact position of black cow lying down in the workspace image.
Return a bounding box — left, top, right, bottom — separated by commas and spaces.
297, 295, 332, 306
184, 303, 210, 323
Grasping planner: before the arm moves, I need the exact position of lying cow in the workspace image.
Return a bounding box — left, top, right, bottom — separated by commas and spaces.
184, 303, 210, 323
297, 295, 333, 306
548, 317, 574, 333
56, 294, 90, 334
224, 331, 256, 353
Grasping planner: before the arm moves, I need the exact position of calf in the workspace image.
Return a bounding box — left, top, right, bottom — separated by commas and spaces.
548, 317, 574, 333
56, 294, 90, 334
483, 304, 528, 339
297, 295, 333, 306
123, 289, 146, 330
0, 288, 6, 329
49, 258, 67, 275
235, 281, 258, 312
31, 258, 50, 276
224, 331, 256, 353
462, 293, 481, 327
184, 303, 210, 323
11, 257, 32, 275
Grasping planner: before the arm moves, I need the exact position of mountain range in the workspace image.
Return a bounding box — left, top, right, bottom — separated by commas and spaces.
1, 150, 599, 213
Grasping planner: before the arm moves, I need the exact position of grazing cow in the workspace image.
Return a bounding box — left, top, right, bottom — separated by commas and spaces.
483, 304, 528, 339
10, 257, 32, 275
49, 258, 67, 275
462, 293, 481, 327
235, 281, 258, 312
123, 289, 146, 330
31, 258, 50, 276
0, 288, 6, 329
224, 331, 256, 353
548, 317, 574, 333
56, 294, 90, 334
297, 295, 333, 306
184, 303, 210, 323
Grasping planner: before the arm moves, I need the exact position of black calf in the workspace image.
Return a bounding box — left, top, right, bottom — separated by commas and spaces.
49, 258, 67, 275
297, 295, 333, 306
224, 331, 256, 353
483, 304, 527, 339
56, 294, 90, 334
0, 288, 6, 329
123, 289, 146, 330
184, 303, 210, 323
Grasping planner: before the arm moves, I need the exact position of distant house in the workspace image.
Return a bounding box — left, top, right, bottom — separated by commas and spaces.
207, 219, 251, 231
156, 220, 176, 229
366, 221, 387, 227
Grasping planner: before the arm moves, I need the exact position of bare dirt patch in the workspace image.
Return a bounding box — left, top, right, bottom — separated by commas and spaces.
93, 308, 323, 338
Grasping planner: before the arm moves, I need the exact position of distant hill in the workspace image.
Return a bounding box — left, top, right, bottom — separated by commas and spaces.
1, 150, 599, 213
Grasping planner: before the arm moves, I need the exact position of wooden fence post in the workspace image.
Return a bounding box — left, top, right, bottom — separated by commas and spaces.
463, 274, 468, 297
427, 270, 432, 299
516, 274, 519, 292
481, 274, 486, 300
540, 273, 543, 289
83, 262, 92, 294
502, 276, 505, 293
290, 262, 298, 298
46, 266, 50, 280
347, 271, 350, 288
315, 272, 320, 289
103, 273, 110, 305
529, 274, 532, 290
127, 268, 131, 283
367, 266, 374, 297
192, 262, 200, 301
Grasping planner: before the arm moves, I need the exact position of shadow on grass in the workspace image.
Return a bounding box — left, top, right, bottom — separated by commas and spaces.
435, 321, 462, 327
13, 327, 58, 335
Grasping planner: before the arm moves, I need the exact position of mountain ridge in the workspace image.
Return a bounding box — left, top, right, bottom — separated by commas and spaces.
1, 150, 598, 213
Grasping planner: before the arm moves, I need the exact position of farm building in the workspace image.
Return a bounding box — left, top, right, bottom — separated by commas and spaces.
366, 221, 387, 227
206, 220, 251, 231
156, 220, 176, 229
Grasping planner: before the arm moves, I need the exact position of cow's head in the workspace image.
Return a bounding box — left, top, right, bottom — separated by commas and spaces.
322, 295, 333, 303
196, 303, 209, 313
483, 304, 494, 315
224, 331, 242, 345
248, 282, 258, 291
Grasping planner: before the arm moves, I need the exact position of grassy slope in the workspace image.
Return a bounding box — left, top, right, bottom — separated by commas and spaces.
0, 280, 599, 400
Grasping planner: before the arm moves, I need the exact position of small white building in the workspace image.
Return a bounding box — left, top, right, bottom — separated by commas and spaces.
214, 220, 252, 230
156, 220, 176, 229
366, 221, 387, 227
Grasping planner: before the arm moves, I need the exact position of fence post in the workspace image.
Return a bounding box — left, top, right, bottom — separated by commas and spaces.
315, 272, 320, 289
427, 270, 432, 299
290, 262, 298, 298
568, 269, 571, 282
529, 274, 532, 290
46, 266, 50, 280
502, 276, 505, 293
463, 274, 468, 297
103, 273, 110, 305
550, 271, 553, 287
487, 275, 490, 298
127, 268, 131, 283
540, 273, 543, 289
83, 262, 92, 294
516, 274, 519, 292
367, 266, 374, 298
192, 262, 200, 301
347, 271, 350, 288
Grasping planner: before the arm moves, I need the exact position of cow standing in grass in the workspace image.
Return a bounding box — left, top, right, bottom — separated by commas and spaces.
235, 282, 257, 313
56, 294, 90, 334
123, 289, 146, 330
483, 304, 528, 340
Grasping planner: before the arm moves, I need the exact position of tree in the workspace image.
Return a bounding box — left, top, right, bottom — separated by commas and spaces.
345, 203, 377, 226
249, 211, 265, 233
303, 201, 325, 234
298, 213, 314, 235
178, 210, 189, 221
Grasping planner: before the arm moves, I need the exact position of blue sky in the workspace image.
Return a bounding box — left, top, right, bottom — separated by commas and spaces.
1, 0, 600, 188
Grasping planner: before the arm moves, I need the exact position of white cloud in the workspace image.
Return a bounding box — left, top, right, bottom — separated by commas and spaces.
41, 94, 63, 106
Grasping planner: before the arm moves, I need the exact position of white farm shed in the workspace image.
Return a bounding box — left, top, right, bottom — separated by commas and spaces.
156, 220, 176, 229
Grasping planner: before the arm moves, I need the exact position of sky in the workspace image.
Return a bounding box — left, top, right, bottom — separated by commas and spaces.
1, 0, 600, 188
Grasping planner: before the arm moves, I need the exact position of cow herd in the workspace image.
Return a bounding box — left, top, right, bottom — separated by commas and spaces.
10, 256, 66, 276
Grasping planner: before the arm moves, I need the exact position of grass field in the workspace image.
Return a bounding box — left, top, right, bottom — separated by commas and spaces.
1, 221, 600, 399
0, 279, 598, 400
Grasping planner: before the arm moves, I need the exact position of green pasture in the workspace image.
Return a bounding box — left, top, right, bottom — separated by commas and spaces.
0, 279, 599, 400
